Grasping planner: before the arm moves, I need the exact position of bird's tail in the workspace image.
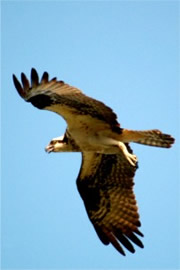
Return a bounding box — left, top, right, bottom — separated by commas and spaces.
120, 129, 175, 148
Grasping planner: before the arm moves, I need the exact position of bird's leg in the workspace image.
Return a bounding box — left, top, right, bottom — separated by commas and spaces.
118, 142, 137, 166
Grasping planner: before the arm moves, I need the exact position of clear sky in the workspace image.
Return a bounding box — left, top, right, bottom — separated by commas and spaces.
1, 1, 179, 269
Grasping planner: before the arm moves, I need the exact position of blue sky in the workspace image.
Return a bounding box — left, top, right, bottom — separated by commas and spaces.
1, 1, 179, 269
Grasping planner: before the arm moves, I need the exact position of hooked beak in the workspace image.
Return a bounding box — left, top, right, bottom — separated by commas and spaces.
45, 144, 54, 153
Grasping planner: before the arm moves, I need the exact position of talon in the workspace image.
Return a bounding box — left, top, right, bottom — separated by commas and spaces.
118, 142, 138, 167
126, 153, 137, 166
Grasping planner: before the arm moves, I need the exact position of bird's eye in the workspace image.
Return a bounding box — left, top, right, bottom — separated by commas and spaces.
56, 140, 63, 143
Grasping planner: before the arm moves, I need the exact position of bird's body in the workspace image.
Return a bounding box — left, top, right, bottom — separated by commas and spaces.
13, 68, 175, 256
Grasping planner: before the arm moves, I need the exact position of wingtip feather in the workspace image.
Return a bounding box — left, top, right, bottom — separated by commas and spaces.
41, 71, 49, 83
102, 228, 126, 256
116, 232, 135, 253
12, 74, 25, 98
31, 68, 39, 87
127, 232, 144, 249
21, 72, 30, 91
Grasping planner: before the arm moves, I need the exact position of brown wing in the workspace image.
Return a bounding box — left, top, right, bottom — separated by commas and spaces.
77, 150, 143, 256
13, 68, 121, 133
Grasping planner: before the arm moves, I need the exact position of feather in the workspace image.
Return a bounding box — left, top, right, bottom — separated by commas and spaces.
77, 152, 143, 255
12, 68, 175, 256
31, 68, 39, 87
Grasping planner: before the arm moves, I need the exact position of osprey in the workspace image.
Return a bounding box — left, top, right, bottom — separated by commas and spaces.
13, 68, 174, 256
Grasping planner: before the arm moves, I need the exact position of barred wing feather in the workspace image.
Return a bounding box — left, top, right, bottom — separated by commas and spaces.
77, 151, 143, 256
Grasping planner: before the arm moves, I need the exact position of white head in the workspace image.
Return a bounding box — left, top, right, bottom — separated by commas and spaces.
45, 134, 80, 153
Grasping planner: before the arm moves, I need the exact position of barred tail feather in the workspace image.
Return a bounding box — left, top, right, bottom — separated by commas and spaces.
135, 130, 175, 148
121, 129, 175, 148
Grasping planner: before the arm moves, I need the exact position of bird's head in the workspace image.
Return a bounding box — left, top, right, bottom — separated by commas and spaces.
45, 134, 80, 153
45, 135, 66, 153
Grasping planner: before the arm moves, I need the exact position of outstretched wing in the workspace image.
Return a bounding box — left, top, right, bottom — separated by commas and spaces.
13, 68, 121, 133
77, 150, 143, 256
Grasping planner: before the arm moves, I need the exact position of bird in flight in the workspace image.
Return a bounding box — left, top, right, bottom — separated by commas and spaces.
13, 68, 175, 256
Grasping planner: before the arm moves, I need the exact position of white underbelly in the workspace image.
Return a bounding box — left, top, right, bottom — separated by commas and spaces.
68, 126, 120, 154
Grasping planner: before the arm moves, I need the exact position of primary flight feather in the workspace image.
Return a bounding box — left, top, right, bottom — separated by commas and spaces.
13, 68, 174, 256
